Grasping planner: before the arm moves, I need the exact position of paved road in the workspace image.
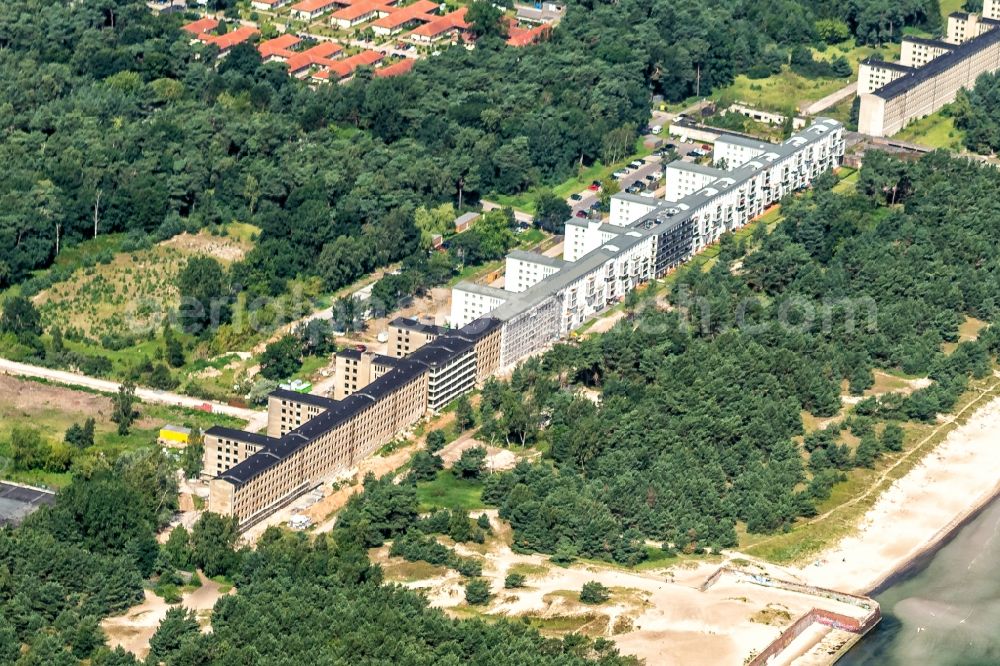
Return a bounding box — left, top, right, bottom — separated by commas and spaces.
0, 358, 262, 425
802, 81, 857, 116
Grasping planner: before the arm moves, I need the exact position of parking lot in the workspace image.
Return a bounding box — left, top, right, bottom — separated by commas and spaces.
565, 134, 712, 215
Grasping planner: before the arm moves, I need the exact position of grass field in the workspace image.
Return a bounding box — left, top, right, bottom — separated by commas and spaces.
811, 41, 901, 75
415, 471, 485, 511
716, 69, 848, 115
832, 168, 859, 194
895, 110, 964, 150
33, 226, 255, 342
939, 0, 965, 19
0, 374, 242, 489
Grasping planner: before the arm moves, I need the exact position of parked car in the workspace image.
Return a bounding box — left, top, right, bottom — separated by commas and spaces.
665, 143, 676, 150
651, 125, 662, 135
574, 210, 587, 218
590, 201, 601, 210
631, 180, 644, 189
645, 174, 657, 182
588, 181, 601, 191
612, 170, 627, 179
686, 150, 701, 157
570, 193, 583, 201
701, 144, 712, 151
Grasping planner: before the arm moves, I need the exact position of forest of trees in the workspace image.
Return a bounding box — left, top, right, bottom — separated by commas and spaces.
950, 70, 1000, 154
473, 152, 1000, 561
1, 456, 639, 664
0, 0, 941, 300
0, 450, 176, 664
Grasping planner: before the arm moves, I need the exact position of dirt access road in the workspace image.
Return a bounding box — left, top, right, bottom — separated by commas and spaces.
0, 357, 262, 425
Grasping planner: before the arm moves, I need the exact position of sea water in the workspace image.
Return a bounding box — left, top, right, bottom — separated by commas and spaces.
839, 497, 1000, 665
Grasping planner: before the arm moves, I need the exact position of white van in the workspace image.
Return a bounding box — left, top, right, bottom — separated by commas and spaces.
651, 125, 662, 135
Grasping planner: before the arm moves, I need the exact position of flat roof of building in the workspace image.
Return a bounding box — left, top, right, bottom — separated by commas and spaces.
389, 316, 448, 336
270, 388, 337, 408
875, 27, 1000, 100
613, 192, 661, 206
861, 57, 914, 73
666, 161, 726, 178
902, 35, 956, 49
205, 425, 279, 448
0, 482, 55, 527
161, 424, 192, 435
337, 349, 401, 367
453, 281, 510, 300
507, 249, 565, 269
455, 316, 502, 340
715, 134, 772, 150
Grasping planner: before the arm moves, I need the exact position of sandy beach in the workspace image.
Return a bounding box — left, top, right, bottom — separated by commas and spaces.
792, 388, 1000, 596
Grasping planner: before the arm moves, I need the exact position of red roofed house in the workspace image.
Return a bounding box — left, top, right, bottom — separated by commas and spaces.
371, 0, 438, 37
258, 34, 301, 61
408, 7, 468, 43
182, 17, 220, 36
374, 58, 415, 78
198, 26, 260, 54
506, 22, 551, 47
331, 0, 397, 28
313, 49, 384, 82
251, 0, 292, 10
284, 42, 345, 77
290, 0, 343, 20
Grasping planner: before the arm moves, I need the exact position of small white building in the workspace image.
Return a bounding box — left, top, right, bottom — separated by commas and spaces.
251, 0, 292, 11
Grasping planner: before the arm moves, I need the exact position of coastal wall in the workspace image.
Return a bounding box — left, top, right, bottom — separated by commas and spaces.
696, 568, 882, 666
746, 607, 882, 666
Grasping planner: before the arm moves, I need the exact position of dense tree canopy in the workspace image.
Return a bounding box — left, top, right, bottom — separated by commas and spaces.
478, 152, 1000, 560
0, 0, 941, 299
950, 70, 1000, 154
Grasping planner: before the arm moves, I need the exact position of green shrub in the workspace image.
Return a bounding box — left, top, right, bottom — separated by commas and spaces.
465, 578, 491, 605
580, 581, 610, 604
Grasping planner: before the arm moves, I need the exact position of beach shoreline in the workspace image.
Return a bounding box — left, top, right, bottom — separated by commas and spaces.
789, 387, 1000, 597
756, 386, 1000, 665
862, 477, 1000, 597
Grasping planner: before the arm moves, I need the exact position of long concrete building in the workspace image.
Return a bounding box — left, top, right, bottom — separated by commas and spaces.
204, 118, 844, 528
858, 1, 1000, 136
452, 118, 845, 365
204, 316, 502, 526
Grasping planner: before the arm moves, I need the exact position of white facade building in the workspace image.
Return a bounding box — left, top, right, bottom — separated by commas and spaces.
713, 135, 771, 170
504, 250, 564, 293
664, 162, 724, 201
564, 219, 629, 261
609, 193, 661, 227
450, 119, 845, 368
450, 283, 508, 328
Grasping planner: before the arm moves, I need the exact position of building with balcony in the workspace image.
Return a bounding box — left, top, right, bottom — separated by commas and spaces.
451, 118, 844, 369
